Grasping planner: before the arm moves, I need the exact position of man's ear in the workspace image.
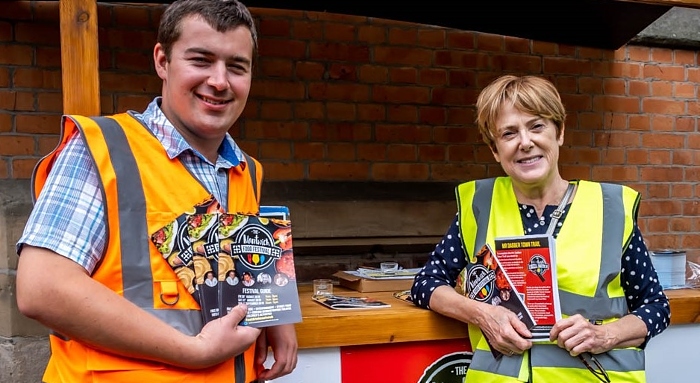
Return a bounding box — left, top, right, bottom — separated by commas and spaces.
153, 43, 168, 80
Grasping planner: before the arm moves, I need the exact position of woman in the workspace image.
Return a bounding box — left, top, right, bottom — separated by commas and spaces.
411, 75, 670, 382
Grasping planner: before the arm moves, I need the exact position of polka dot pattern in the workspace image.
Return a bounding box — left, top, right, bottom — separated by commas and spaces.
411, 203, 670, 346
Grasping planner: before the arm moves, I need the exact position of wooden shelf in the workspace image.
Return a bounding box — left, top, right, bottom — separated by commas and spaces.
294, 285, 700, 349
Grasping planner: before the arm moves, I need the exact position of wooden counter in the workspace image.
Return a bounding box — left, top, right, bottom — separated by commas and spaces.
294, 286, 700, 349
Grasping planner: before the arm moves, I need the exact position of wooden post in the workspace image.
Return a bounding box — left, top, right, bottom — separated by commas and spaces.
60, 0, 100, 116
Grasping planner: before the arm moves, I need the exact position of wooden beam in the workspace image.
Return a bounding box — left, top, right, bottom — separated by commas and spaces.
615, 0, 700, 9
60, 0, 100, 116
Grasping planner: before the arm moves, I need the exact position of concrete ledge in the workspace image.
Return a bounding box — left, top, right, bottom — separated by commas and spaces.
631, 7, 700, 49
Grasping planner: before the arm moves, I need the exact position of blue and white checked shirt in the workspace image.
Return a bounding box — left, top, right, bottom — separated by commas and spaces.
17, 97, 247, 273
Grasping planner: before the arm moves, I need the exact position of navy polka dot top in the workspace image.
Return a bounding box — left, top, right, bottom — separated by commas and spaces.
411, 203, 670, 347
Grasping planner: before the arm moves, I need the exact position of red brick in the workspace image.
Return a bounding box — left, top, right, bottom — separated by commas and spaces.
578, 77, 603, 94
432, 163, 486, 181
358, 65, 387, 83
419, 106, 446, 125
674, 50, 696, 66
591, 166, 639, 182
326, 143, 356, 161
386, 144, 416, 161
491, 54, 542, 73
673, 83, 696, 99
375, 124, 432, 143
419, 68, 447, 86
0, 45, 33, 65
557, 44, 576, 56
259, 59, 294, 78
259, 142, 292, 160
627, 45, 650, 62
642, 132, 685, 148
650, 80, 674, 97
476, 33, 503, 52
676, 117, 695, 132
306, 11, 366, 23
15, 22, 60, 45
388, 28, 417, 45
3, 1, 32, 20
114, 51, 153, 72
258, 38, 306, 59
100, 73, 160, 93
357, 104, 385, 122
577, 46, 606, 60
249, 80, 305, 100
651, 47, 673, 64
326, 102, 356, 121
446, 30, 475, 50
295, 61, 325, 80
294, 102, 325, 120
15, 114, 61, 134
37, 92, 63, 113
372, 163, 429, 181
387, 105, 417, 123
504, 36, 529, 54
446, 108, 473, 125
603, 78, 625, 95
309, 42, 370, 62
308, 83, 369, 102
374, 46, 432, 66
327, 63, 357, 81
431, 88, 478, 106
293, 142, 324, 160
259, 101, 293, 120
643, 64, 685, 81
0, 22, 11, 42
244, 121, 308, 141
626, 149, 648, 164
259, 19, 292, 37
114, 6, 151, 28
324, 23, 357, 42
532, 40, 557, 55
99, 29, 157, 51
357, 143, 387, 161
35, 47, 62, 68
592, 96, 640, 113
648, 150, 672, 165
373, 85, 430, 105
672, 150, 694, 166
419, 145, 446, 162
0, 135, 35, 155
389, 67, 417, 84
38, 135, 59, 155
417, 29, 445, 48
357, 25, 386, 44
642, 99, 684, 115
640, 167, 684, 182
628, 115, 650, 131
628, 80, 649, 96
308, 162, 369, 180
260, 162, 305, 181
309, 122, 372, 141
12, 158, 38, 179
0, 113, 12, 133
543, 57, 592, 75
293, 20, 323, 40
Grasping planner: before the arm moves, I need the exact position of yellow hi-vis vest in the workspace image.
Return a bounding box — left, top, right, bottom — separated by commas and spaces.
32, 113, 263, 383
457, 177, 646, 383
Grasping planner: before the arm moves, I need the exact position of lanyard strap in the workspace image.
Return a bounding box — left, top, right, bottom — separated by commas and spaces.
546, 183, 575, 236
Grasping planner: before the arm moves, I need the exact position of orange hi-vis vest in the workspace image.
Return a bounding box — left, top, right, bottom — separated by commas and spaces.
31, 113, 263, 383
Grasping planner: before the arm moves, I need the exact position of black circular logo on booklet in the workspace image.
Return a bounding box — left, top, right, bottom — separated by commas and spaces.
231, 223, 280, 270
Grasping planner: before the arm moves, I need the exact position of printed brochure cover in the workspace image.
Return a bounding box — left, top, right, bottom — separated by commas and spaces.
493, 234, 561, 342
312, 294, 391, 310
152, 204, 301, 328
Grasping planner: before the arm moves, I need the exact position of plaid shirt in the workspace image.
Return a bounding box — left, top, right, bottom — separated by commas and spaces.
17, 97, 246, 273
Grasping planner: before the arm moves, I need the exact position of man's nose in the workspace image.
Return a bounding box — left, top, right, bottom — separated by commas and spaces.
207, 62, 229, 91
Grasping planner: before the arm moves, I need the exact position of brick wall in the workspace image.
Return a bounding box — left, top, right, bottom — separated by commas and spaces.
0, 1, 698, 260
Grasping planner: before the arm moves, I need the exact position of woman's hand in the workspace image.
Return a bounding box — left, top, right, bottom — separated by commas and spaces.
550, 314, 613, 356
475, 303, 533, 356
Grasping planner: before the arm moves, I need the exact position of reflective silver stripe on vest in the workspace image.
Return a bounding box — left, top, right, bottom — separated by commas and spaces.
532, 344, 644, 371
472, 178, 496, 255
92, 117, 202, 336
469, 348, 522, 378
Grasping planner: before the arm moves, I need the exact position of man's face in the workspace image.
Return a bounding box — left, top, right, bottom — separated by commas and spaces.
154, 15, 253, 150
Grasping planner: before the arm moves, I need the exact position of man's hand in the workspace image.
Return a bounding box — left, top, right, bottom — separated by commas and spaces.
191, 304, 262, 367
254, 324, 298, 380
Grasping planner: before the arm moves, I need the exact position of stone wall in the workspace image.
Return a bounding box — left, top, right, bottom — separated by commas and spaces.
0, 180, 48, 383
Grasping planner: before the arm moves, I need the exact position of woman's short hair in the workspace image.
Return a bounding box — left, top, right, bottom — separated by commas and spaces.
476, 75, 566, 150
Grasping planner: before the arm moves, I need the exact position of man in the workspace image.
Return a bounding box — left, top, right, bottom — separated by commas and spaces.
15, 1, 298, 382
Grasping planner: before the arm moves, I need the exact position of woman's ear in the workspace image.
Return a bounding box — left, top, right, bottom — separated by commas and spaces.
557, 123, 565, 146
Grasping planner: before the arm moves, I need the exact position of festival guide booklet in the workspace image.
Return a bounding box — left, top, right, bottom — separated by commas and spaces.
152, 203, 302, 328
459, 243, 537, 358
493, 234, 561, 342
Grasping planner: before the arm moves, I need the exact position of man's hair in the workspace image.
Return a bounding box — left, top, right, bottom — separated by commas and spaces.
475, 75, 566, 150
157, 0, 258, 61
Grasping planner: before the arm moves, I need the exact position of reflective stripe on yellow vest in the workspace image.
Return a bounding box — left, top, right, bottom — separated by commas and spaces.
456, 177, 645, 383
32, 113, 262, 383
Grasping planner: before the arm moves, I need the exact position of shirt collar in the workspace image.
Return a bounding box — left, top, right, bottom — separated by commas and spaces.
132, 97, 244, 167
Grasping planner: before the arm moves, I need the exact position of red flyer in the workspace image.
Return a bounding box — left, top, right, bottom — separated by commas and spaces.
494, 234, 561, 342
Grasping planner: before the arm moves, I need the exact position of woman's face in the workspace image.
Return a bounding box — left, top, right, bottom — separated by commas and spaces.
490, 104, 563, 188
